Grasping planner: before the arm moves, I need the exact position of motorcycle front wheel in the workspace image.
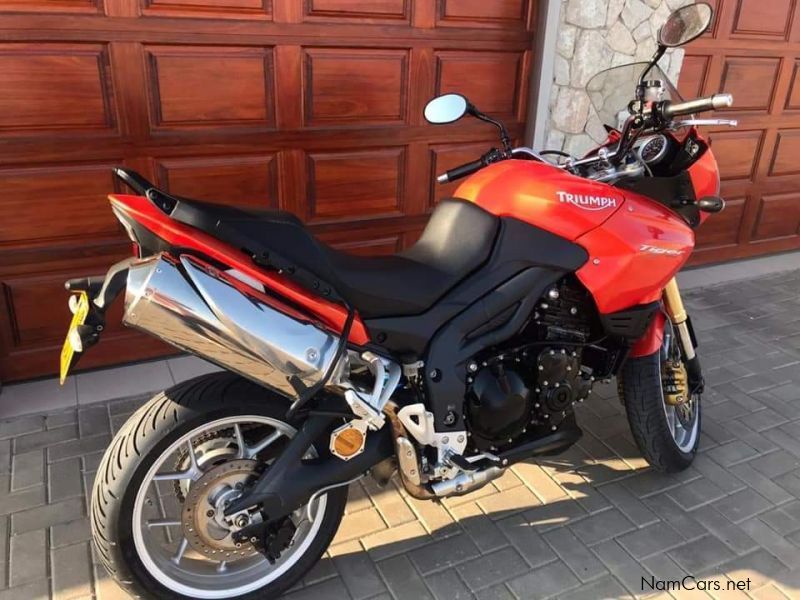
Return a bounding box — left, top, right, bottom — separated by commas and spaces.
620, 321, 701, 472
91, 372, 348, 600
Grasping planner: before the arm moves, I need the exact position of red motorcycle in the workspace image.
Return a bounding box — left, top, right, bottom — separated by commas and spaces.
64, 4, 731, 598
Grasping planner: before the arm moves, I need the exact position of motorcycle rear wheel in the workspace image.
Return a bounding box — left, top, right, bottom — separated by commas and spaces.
91, 372, 348, 600
620, 322, 701, 472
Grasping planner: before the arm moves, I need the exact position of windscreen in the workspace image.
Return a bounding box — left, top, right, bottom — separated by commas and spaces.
585, 62, 683, 129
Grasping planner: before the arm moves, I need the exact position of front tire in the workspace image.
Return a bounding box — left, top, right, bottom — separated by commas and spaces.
91, 373, 348, 600
620, 327, 701, 472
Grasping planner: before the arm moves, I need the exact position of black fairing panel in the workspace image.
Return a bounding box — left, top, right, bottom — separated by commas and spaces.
366, 217, 589, 358
599, 301, 659, 340
423, 267, 558, 430
616, 137, 712, 229
366, 217, 589, 431
617, 171, 701, 227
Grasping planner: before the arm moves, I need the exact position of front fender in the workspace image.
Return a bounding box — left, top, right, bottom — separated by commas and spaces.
629, 310, 666, 358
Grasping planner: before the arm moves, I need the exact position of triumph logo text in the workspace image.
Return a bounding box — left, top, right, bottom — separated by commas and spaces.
556, 191, 618, 211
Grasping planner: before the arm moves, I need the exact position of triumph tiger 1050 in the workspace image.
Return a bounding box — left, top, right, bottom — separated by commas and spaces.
58, 4, 732, 598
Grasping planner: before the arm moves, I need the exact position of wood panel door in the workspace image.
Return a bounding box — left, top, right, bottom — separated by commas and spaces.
680, 0, 800, 264
0, 0, 538, 382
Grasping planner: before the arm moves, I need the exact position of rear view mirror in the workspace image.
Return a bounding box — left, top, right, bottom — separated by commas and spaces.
424, 94, 469, 124
658, 3, 712, 47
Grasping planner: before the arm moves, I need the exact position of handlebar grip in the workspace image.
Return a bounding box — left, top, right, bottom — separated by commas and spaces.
663, 93, 733, 118
437, 158, 485, 184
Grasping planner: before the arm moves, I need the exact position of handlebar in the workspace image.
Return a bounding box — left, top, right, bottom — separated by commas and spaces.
437, 158, 485, 184
662, 93, 733, 118
437, 148, 506, 184
436, 92, 735, 185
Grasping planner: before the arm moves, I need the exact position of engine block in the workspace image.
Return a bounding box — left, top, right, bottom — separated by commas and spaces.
465, 280, 597, 450
534, 347, 592, 427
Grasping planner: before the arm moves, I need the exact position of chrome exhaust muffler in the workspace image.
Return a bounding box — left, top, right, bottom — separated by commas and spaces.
123, 254, 340, 399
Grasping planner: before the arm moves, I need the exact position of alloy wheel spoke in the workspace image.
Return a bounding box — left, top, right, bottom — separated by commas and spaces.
153, 470, 193, 482
154, 438, 203, 482
245, 429, 282, 459
233, 423, 247, 460
146, 518, 181, 528
186, 439, 201, 473
666, 407, 677, 438
171, 538, 189, 565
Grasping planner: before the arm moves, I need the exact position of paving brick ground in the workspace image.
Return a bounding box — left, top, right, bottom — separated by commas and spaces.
1, 269, 800, 599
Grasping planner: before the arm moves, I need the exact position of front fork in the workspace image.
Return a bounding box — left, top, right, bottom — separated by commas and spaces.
662, 278, 704, 393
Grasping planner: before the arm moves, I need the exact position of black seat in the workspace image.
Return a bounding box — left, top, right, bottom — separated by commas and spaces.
113, 168, 499, 318
176, 197, 499, 318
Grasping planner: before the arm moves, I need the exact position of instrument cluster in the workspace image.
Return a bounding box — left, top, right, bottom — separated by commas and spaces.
635, 134, 671, 165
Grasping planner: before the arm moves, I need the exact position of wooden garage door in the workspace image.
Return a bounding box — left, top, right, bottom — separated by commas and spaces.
0, 0, 537, 383
681, 0, 800, 264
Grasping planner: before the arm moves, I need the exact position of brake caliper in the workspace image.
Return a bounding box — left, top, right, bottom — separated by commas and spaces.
232, 517, 296, 564
662, 359, 689, 406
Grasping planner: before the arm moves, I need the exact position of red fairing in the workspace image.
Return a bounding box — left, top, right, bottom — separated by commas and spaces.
108, 194, 371, 346
625, 133, 718, 354
455, 160, 624, 241
457, 158, 694, 315
576, 189, 694, 313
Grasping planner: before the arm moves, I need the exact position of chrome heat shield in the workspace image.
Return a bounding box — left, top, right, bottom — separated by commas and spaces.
123, 254, 339, 399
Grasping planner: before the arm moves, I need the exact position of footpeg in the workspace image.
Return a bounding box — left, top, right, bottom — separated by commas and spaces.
446, 451, 501, 472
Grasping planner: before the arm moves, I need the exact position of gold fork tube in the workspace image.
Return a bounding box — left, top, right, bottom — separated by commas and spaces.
663, 278, 695, 360
663, 278, 687, 323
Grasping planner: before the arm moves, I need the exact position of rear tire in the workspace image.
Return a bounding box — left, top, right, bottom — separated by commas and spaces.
620, 347, 700, 473
91, 372, 348, 600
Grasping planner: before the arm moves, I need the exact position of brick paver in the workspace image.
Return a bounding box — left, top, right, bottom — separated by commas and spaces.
0, 269, 799, 599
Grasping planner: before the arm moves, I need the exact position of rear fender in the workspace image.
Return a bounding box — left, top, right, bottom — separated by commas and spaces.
629, 310, 666, 358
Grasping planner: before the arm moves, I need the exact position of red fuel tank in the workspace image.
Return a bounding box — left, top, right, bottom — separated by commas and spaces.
454, 160, 624, 241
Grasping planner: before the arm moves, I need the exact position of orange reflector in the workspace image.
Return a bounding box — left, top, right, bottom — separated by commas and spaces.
330, 423, 366, 460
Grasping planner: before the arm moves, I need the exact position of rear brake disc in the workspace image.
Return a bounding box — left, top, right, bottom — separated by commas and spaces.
181, 459, 261, 560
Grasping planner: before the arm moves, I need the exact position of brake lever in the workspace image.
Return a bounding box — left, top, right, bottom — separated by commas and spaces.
672, 118, 738, 128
